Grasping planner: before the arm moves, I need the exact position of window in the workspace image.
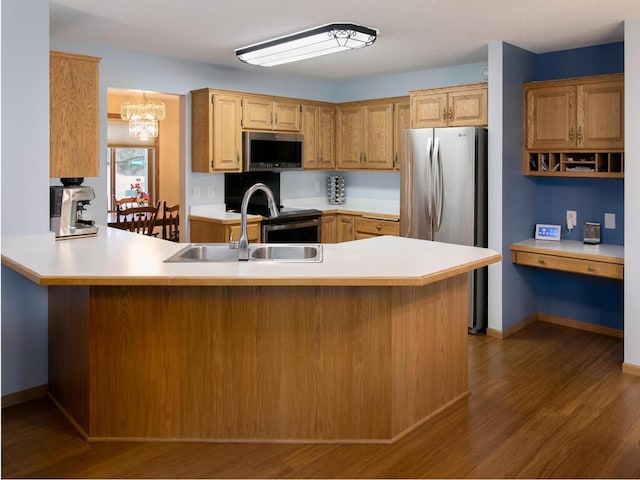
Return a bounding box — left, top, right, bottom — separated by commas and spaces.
107, 116, 158, 211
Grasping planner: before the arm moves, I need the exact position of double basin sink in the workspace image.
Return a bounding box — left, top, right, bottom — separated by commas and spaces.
164, 243, 323, 263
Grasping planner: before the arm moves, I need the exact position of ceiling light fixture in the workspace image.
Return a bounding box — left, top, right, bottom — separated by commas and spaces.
120, 95, 166, 141
235, 22, 377, 67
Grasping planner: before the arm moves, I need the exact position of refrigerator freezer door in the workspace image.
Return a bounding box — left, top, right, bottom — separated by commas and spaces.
431, 127, 477, 247
400, 129, 434, 240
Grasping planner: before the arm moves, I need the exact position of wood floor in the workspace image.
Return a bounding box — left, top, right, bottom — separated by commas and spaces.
3, 321, 640, 479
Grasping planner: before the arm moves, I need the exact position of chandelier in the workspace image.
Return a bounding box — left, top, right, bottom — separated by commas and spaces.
235, 23, 377, 67
120, 96, 166, 140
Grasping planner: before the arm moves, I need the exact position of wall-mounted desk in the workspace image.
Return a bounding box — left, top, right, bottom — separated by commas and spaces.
511, 239, 624, 280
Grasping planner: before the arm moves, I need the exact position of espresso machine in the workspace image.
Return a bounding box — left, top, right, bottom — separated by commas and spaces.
50, 178, 99, 239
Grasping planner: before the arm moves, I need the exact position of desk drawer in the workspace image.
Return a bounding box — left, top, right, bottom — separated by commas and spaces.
513, 251, 623, 280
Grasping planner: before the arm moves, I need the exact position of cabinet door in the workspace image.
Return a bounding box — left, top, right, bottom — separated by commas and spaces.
321, 213, 337, 243
337, 105, 364, 169
448, 88, 487, 126
50, 51, 100, 178
364, 102, 394, 170
336, 215, 356, 242
411, 92, 447, 128
393, 100, 411, 169
273, 101, 301, 132
578, 80, 624, 149
317, 106, 336, 169
213, 94, 242, 171
302, 104, 319, 169
191, 89, 214, 172
242, 96, 272, 130
525, 85, 576, 150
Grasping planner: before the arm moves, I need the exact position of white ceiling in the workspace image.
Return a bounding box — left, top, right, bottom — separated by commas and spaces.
49, 0, 640, 81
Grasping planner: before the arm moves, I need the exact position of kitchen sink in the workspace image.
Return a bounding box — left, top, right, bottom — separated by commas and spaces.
164, 243, 322, 263
249, 244, 322, 262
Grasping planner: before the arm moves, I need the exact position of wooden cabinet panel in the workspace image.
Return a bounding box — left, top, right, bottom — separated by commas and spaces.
337, 105, 365, 169
242, 96, 301, 132
321, 213, 337, 243
394, 100, 411, 170
190, 218, 260, 243
50, 51, 100, 178
448, 88, 488, 126
213, 94, 242, 171
513, 250, 623, 280
578, 79, 624, 149
355, 217, 400, 237
412, 92, 447, 128
336, 214, 356, 242
191, 89, 242, 172
525, 85, 576, 150
410, 83, 487, 129
363, 102, 394, 169
302, 103, 335, 169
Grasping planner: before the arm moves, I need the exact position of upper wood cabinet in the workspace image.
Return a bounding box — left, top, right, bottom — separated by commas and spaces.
523, 74, 624, 177
242, 96, 301, 132
524, 74, 624, 150
336, 97, 408, 170
302, 102, 335, 169
50, 51, 100, 178
191, 88, 242, 172
393, 99, 411, 170
410, 83, 487, 128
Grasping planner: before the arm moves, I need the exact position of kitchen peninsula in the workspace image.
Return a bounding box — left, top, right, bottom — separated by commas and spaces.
2, 228, 501, 443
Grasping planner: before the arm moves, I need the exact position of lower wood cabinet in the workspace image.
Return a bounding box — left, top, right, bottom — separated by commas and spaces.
336, 214, 357, 242
190, 217, 260, 243
320, 213, 337, 243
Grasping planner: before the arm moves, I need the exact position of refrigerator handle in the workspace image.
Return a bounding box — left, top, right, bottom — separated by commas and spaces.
433, 137, 444, 232
425, 136, 433, 236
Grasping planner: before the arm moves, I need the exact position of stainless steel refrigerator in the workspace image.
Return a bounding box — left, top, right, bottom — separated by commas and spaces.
400, 127, 488, 333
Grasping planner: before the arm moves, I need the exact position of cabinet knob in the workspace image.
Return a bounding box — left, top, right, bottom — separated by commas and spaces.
376, 224, 382, 231
569, 127, 574, 142
577, 126, 583, 143
587, 265, 595, 272
448, 106, 453, 120
538, 258, 545, 265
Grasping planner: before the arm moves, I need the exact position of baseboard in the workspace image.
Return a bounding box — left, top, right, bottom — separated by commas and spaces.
2, 384, 48, 408
537, 313, 624, 338
622, 362, 640, 377
486, 314, 537, 339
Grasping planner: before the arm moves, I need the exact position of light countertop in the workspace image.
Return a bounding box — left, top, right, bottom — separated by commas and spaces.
2, 227, 500, 287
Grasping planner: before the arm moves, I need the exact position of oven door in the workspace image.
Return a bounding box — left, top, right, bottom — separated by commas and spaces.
262, 218, 320, 243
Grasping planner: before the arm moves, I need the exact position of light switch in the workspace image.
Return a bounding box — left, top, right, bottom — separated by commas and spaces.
604, 213, 616, 229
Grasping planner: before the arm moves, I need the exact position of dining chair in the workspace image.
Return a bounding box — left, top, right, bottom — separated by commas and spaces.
115, 202, 160, 236
162, 202, 180, 242
113, 196, 136, 211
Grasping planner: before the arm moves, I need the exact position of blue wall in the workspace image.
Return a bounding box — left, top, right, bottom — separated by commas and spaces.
529, 43, 625, 330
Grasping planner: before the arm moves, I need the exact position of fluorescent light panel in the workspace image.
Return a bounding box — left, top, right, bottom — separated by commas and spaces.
236, 23, 377, 67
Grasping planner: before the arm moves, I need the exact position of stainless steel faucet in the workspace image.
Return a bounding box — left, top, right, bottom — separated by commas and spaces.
238, 183, 279, 261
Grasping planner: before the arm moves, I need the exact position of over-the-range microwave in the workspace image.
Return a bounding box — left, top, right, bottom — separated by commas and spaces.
243, 131, 303, 172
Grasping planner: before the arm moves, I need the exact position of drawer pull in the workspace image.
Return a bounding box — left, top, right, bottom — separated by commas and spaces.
538, 258, 545, 265
376, 224, 382, 230
588, 265, 595, 272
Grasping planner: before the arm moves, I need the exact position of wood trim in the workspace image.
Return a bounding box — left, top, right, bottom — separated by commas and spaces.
622, 362, 640, 377
486, 314, 537, 339
2, 384, 48, 408
522, 73, 624, 89
538, 313, 624, 338
511, 242, 623, 264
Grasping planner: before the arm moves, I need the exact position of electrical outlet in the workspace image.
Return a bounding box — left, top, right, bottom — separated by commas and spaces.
604, 213, 616, 229
566, 210, 577, 230
207, 185, 215, 198
314, 180, 321, 192
193, 185, 201, 199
